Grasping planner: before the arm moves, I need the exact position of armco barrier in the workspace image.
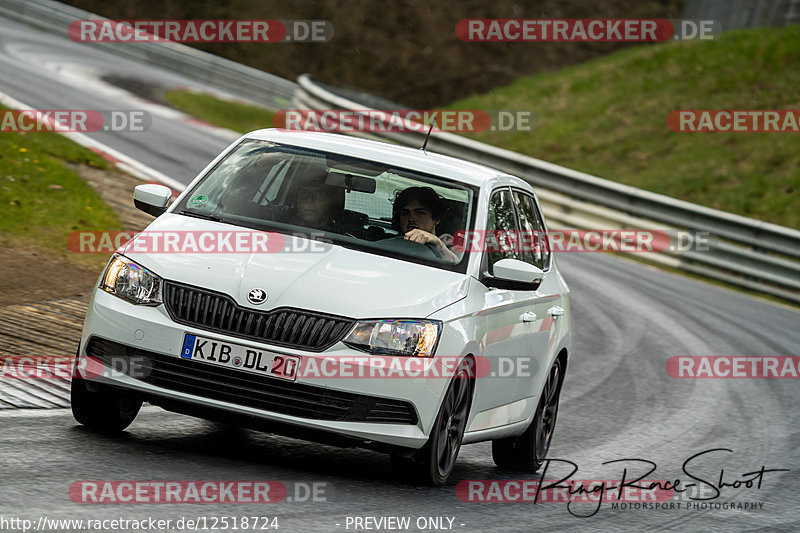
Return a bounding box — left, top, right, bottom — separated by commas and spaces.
293, 75, 800, 304
2, 0, 797, 303
0, 0, 296, 110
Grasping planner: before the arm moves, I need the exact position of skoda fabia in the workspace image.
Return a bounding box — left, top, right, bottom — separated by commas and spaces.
72, 129, 571, 485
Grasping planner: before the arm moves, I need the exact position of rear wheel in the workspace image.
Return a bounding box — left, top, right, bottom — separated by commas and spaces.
71, 360, 141, 432
492, 357, 563, 470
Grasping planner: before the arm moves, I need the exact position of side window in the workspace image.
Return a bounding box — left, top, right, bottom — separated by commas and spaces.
486, 188, 521, 275
512, 190, 550, 270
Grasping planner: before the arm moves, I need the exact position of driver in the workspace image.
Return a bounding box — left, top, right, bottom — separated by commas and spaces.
392, 187, 459, 263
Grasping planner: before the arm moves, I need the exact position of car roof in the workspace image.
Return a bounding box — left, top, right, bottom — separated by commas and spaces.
244, 129, 508, 188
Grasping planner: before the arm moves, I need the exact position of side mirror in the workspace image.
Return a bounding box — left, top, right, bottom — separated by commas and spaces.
483, 258, 543, 290
134, 184, 172, 217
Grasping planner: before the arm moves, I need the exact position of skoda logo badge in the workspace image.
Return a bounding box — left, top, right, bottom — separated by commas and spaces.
247, 288, 267, 305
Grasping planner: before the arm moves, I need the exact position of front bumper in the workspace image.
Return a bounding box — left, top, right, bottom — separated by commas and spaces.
78, 288, 455, 449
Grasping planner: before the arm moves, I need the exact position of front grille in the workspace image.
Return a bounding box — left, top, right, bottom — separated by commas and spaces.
86, 337, 418, 424
162, 281, 354, 352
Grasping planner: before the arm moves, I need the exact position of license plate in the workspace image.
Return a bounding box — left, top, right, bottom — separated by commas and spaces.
180, 334, 300, 381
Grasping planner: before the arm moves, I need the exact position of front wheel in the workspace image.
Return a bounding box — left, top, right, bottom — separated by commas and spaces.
409, 360, 473, 486
492, 357, 563, 470
71, 371, 141, 432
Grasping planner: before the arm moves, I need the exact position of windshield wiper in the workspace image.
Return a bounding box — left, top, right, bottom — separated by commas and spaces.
178, 210, 223, 222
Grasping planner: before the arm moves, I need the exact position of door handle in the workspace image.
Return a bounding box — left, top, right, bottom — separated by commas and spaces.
548, 306, 565, 318
520, 311, 537, 323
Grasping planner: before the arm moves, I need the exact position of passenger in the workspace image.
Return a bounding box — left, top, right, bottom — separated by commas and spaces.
392, 187, 459, 263
284, 173, 365, 237
294, 173, 344, 230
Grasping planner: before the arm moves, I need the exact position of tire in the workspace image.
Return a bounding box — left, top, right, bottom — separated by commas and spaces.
492, 357, 563, 471
70, 365, 142, 432
404, 360, 473, 486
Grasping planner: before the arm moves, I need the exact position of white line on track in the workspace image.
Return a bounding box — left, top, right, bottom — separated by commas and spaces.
0, 90, 187, 192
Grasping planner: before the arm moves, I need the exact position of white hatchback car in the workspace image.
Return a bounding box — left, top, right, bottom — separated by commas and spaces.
72, 129, 571, 485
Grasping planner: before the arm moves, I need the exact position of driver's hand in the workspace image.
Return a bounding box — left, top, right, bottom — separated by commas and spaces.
404, 229, 443, 250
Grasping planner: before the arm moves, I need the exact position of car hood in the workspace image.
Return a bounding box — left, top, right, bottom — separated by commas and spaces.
120, 214, 469, 318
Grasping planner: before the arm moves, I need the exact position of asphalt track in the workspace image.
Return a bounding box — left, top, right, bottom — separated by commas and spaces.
1, 13, 799, 533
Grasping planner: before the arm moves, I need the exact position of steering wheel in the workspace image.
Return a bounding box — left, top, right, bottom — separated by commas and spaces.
373, 236, 443, 260
425, 242, 444, 259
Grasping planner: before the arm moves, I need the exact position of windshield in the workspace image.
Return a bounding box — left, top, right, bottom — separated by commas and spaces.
176, 140, 476, 271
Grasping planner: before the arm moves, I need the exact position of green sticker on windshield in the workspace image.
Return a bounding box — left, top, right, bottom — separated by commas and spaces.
189, 195, 208, 206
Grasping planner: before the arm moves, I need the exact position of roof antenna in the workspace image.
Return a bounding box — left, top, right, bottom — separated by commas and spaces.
421, 115, 438, 154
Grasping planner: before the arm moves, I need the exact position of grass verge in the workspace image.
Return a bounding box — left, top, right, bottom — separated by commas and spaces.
163, 90, 275, 133
448, 25, 800, 229
0, 107, 122, 270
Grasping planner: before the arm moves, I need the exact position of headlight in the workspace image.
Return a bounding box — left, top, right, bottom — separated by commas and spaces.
100, 255, 162, 306
343, 320, 441, 357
